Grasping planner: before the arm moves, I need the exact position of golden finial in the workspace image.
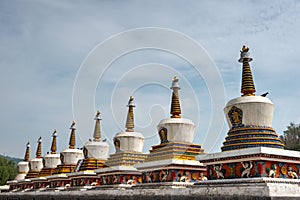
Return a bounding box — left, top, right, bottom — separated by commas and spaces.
96, 110, 100, 118
93, 111, 101, 142
239, 45, 256, 96
170, 76, 181, 118
70, 121, 76, 129
51, 129, 57, 154
69, 121, 76, 149
241, 45, 249, 52
24, 142, 30, 162
125, 96, 135, 132
36, 136, 42, 158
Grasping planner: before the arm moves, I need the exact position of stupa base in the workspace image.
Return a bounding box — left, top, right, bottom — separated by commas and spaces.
95, 165, 142, 185
197, 147, 300, 180
135, 159, 207, 183
39, 168, 56, 177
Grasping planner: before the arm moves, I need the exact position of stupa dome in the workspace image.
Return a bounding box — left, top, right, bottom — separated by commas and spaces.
83, 111, 110, 160
113, 96, 145, 153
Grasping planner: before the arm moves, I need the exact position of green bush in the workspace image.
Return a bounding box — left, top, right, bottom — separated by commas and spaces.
0, 157, 18, 185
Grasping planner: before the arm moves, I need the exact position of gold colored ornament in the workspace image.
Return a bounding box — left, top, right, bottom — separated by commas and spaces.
281, 166, 287, 175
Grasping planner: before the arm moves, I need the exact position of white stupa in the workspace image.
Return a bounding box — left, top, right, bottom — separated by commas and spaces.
135, 77, 206, 183
104, 96, 146, 167
221, 45, 284, 151
113, 96, 144, 154
157, 76, 195, 144
54, 121, 83, 174
39, 129, 61, 176
25, 137, 43, 179
95, 96, 147, 185
14, 142, 30, 180
79, 111, 109, 171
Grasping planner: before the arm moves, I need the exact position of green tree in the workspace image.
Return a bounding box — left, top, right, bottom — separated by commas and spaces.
280, 122, 300, 151
0, 157, 18, 185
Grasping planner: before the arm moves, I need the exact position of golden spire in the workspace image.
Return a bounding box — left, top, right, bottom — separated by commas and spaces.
36, 137, 42, 158
93, 111, 101, 142
24, 142, 30, 162
69, 121, 76, 149
239, 45, 256, 96
170, 76, 181, 118
125, 96, 135, 132
51, 129, 57, 154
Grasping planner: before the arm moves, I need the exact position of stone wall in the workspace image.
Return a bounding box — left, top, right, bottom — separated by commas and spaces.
2, 181, 300, 200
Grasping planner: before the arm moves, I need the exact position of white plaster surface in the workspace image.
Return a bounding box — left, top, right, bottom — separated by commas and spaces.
29, 158, 43, 171
14, 174, 26, 180
114, 131, 144, 153
46, 174, 68, 180
95, 165, 138, 174
135, 158, 203, 170
224, 96, 274, 128
17, 161, 29, 173
60, 149, 83, 165
43, 154, 61, 168
30, 177, 47, 182
84, 141, 109, 160
157, 118, 195, 143
67, 171, 96, 177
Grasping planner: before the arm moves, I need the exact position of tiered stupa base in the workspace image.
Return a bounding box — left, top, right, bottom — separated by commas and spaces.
197, 147, 300, 180
221, 125, 284, 152
135, 142, 206, 183
14, 173, 27, 180
145, 142, 204, 162
39, 168, 56, 177
24, 170, 40, 179
105, 152, 147, 167
54, 164, 77, 174
79, 158, 106, 171
93, 152, 147, 185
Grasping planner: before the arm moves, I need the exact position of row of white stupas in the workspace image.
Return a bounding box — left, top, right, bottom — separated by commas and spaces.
8, 46, 300, 197
11, 70, 203, 187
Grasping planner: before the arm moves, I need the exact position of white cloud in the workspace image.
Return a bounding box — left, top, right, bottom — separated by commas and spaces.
1, 0, 300, 157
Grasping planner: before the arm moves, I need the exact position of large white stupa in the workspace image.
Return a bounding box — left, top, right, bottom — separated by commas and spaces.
221, 46, 283, 151
195, 46, 300, 198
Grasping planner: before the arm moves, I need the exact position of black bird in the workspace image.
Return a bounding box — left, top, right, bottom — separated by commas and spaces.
89, 139, 92, 142
261, 92, 269, 97
102, 138, 107, 142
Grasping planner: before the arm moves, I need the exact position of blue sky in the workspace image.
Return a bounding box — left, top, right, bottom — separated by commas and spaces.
1, 0, 300, 158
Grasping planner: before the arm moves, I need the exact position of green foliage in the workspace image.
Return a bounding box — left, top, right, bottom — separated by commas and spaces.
280, 122, 300, 151
0, 155, 22, 166
0, 156, 18, 185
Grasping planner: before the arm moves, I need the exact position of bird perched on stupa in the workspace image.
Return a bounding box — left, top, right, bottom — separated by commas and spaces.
261, 92, 269, 97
